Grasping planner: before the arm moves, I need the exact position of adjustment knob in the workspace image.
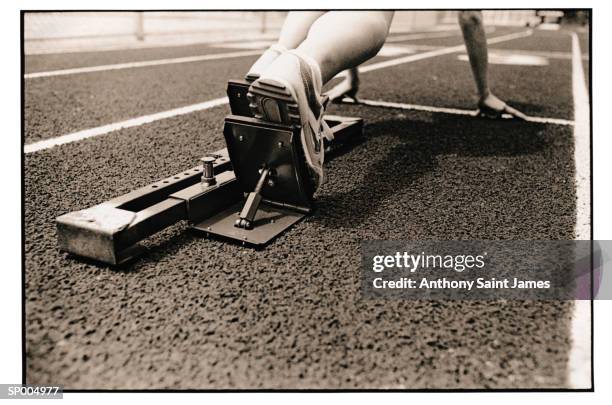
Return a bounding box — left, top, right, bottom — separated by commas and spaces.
201, 156, 217, 186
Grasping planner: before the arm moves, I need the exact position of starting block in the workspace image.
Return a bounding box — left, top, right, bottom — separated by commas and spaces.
56, 80, 363, 265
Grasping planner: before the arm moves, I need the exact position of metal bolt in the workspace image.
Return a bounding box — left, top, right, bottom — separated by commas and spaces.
239, 135, 244, 141
278, 141, 283, 148
201, 156, 217, 186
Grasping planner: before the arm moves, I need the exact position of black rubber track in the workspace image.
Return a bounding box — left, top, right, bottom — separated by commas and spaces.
24, 26, 587, 389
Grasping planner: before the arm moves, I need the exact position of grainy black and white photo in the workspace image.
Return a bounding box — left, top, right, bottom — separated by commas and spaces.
22, 9, 593, 392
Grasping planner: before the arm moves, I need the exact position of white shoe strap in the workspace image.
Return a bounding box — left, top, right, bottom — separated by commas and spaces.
304, 102, 333, 157
320, 118, 334, 142
268, 43, 288, 55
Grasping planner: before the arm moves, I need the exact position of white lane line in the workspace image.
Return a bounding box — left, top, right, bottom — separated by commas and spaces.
211, 40, 275, 50
24, 30, 533, 154
24, 26, 458, 56
398, 45, 587, 60
487, 48, 588, 60
359, 30, 532, 74
24, 33, 280, 55
568, 31, 592, 390
385, 30, 463, 42
25, 30, 535, 80
571, 33, 591, 241
24, 50, 263, 79
458, 53, 549, 66
385, 27, 496, 43
377, 45, 417, 57
213, 33, 462, 50
486, 49, 578, 60
346, 98, 574, 126
24, 97, 229, 154
397, 44, 444, 51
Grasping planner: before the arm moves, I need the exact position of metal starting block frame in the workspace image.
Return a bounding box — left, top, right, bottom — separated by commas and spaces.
56, 80, 363, 265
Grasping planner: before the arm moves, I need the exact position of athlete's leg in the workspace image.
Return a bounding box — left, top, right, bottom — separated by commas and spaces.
296, 11, 393, 83
327, 67, 360, 102
246, 12, 325, 81
459, 10, 527, 119
248, 11, 394, 188
277, 11, 327, 49
458, 11, 490, 98
283, 10, 393, 101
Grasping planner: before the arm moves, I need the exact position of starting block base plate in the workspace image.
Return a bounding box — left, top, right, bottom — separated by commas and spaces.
191, 201, 305, 246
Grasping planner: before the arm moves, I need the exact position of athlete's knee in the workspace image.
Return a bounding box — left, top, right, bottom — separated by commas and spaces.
367, 12, 394, 43
458, 10, 483, 27
355, 12, 393, 57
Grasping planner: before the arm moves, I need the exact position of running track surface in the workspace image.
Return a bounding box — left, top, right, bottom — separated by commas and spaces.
24, 25, 591, 389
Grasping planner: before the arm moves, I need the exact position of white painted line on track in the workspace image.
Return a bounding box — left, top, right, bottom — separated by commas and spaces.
24, 97, 229, 153
571, 33, 592, 242
24, 30, 534, 153
376, 45, 417, 57
457, 53, 549, 66
209, 29, 469, 50
486, 49, 582, 60
210, 40, 275, 50
399, 46, 586, 60
24, 50, 263, 79
570, 299, 592, 389
347, 98, 574, 126
385, 30, 463, 42
385, 27, 495, 43
24, 33, 280, 55
397, 44, 444, 51
487, 48, 589, 60
568, 31, 592, 390
24, 26, 459, 55
25, 30, 535, 81
359, 30, 533, 74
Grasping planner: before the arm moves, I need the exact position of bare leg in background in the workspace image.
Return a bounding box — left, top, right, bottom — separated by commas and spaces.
459, 10, 527, 119
327, 11, 528, 120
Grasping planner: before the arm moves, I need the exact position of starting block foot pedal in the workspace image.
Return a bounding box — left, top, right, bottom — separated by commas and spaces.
190, 114, 314, 246
192, 201, 305, 246
189, 81, 365, 247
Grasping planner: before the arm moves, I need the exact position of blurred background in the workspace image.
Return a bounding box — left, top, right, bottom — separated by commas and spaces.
24, 10, 589, 55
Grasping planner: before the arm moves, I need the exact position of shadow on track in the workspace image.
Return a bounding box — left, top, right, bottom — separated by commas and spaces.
314, 113, 550, 229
